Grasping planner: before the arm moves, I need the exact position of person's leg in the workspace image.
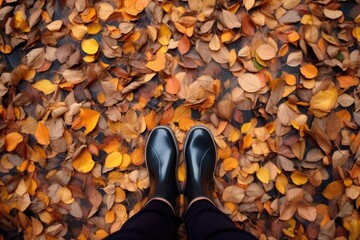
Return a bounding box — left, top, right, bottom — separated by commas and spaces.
183, 126, 257, 240
105, 200, 179, 240
106, 126, 181, 240
185, 199, 257, 240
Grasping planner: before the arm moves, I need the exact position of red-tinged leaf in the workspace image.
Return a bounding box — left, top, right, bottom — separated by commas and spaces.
165, 75, 180, 94
178, 35, 191, 55
242, 14, 255, 36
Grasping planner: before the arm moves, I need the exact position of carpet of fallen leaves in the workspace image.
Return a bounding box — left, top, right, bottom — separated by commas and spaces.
0, 0, 360, 239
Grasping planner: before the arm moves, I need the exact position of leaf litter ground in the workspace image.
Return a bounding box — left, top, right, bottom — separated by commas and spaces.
0, 0, 360, 239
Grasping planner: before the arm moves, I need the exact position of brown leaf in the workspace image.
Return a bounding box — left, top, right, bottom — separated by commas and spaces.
221, 10, 241, 29
222, 185, 245, 203
322, 181, 344, 200
297, 204, 317, 222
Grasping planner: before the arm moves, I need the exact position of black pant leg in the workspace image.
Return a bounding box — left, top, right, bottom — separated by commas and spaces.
105, 200, 179, 240
185, 200, 258, 240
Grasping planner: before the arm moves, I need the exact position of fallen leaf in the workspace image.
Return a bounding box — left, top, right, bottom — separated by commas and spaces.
256, 44, 276, 60
256, 167, 270, 184
32, 79, 56, 95
5, 132, 24, 152
290, 171, 308, 185
79, 108, 100, 135
222, 185, 245, 203
145, 52, 166, 72
322, 181, 344, 200
237, 73, 261, 93
81, 38, 99, 55
158, 24, 172, 46
72, 149, 95, 173
35, 122, 50, 146
105, 151, 123, 168
297, 205, 317, 221
300, 63, 318, 79
310, 88, 338, 113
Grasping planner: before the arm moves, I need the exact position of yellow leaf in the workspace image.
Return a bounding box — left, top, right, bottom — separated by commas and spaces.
223, 157, 239, 171
276, 173, 288, 194
290, 171, 308, 185
87, 22, 102, 34
300, 63, 318, 79
79, 108, 100, 134
35, 122, 50, 146
32, 79, 56, 95
72, 149, 95, 173
120, 153, 131, 170
105, 210, 115, 223
115, 187, 126, 203
145, 52, 166, 72
105, 151, 123, 168
5, 132, 24, 152
71, 24, 88, 40
353, 27, 360, 41
310, 88, 338, 113
59, 186, 75, 204
158, 24, 172, 45
349, 218, 360, 240
81, 38, 99, 55
256, 167, 270, 184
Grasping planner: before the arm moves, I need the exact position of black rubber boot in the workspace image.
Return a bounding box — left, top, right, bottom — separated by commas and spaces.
145, 126, 180, 209
183, 126, 217, 206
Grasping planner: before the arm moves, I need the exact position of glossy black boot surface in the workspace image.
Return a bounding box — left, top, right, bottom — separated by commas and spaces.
145, 126, 180, 208
183, 126, 217, 204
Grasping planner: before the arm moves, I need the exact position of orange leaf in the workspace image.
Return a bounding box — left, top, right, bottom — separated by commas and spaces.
290, 171, 309, 185
165, 75, 180, 94
5, 132, 24, 152
322, 181, 344, 200
35, 122, 50, 146
178, 35, 190, 55
336, 75, 359, 88
144, 110, 157, 131
145, 52, 166, 72
223, 157, 239, 171
72, 149, 95, 173
300, 63, 318, 79
130, 147, 144, 166
79, 108, 100, 135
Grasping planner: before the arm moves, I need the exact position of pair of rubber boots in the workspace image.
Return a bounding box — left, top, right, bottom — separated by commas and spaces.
145, 125, 216, 210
